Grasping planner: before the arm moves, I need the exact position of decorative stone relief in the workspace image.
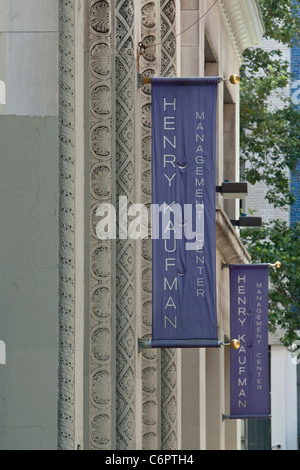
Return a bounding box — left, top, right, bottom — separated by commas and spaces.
140, 0, 160, 450
89, 0, 115, 450
115, 0, 136, 449
90, 0, 137, 450
91, 0, 110, 33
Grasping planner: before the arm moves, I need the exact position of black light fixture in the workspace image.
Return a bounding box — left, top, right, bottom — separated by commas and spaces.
216, 182, 248, 199
230, 216, 262, 228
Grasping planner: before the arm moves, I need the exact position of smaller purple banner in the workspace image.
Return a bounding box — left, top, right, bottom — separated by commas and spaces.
229, 265, 271, 419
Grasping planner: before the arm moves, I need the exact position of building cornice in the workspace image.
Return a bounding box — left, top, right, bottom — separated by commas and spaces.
218, 0, 265, 65
216, 207, 251, 265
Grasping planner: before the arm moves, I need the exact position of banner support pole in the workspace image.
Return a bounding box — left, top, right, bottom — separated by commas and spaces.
222, 261, 281, 270
138, 338, 240, 352
269, 261, 281, 269
138, 74, 240, 88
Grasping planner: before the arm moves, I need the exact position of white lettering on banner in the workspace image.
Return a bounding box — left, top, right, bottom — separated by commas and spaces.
234, 273, 267, 410
194, 110, 205, 301
160, 100, 208, 328
186, 109, 206, 299
164, 116, 175, 130
194, 110, 205, 295
164, 98, 176, 111
256, 282, 264, 391
237, 273, 247, 409
162, 96, 177, 330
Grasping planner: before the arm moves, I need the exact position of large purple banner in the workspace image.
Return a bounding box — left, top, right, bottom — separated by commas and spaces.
230, 265, 271, 419
151, 77, 218, 348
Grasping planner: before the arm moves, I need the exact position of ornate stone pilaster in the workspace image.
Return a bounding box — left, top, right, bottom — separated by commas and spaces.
89, 0, 115, 450
115, 0, 137, 450
88, 0, 137, 450
58, 0, 76, 451
160, 0, 177, 77
140, 0, 161, 451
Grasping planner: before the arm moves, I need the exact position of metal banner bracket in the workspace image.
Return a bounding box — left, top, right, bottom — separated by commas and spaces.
138, 74, 240, 88
222, 414, 232, 421
222, 261, 281, 270
138, 338, 240, 352
138, 338, 152, 353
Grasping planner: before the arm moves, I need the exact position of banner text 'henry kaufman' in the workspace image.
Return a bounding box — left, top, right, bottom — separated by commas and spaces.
151, 77, 219, 349
229, 265, 271, 419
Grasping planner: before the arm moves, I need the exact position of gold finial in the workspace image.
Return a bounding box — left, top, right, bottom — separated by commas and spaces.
142, 76, 152, 85
269, 261, 281, 269
229, 74, 240, 85
230, 339, 241, 350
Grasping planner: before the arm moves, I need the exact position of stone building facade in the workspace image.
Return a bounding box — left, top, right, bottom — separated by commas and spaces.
57, 0, 263, 450
0, 0, 263, 450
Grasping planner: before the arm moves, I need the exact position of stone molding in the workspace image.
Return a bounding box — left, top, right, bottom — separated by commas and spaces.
89, 0, 116, 450
216, 207, 251, 264
58, 0, 76, 451
218, 0, 264, 65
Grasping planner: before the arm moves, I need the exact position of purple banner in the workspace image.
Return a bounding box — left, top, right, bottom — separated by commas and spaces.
230, 265, 271, 419
151, 77, 218, 348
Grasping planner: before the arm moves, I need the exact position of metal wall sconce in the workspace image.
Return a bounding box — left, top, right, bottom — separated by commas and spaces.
216, 182, 248, 199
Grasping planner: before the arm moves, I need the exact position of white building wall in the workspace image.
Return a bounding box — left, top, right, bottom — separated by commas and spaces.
0, 0, 58, 116
244, 38, 291, 224
244, 37, 298, 450
270, 342, 298, 450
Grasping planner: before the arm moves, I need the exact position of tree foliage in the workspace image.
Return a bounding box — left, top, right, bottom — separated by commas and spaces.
240, 1, 300, 348
240, 0, 300, 207
241, 221, 300, 347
